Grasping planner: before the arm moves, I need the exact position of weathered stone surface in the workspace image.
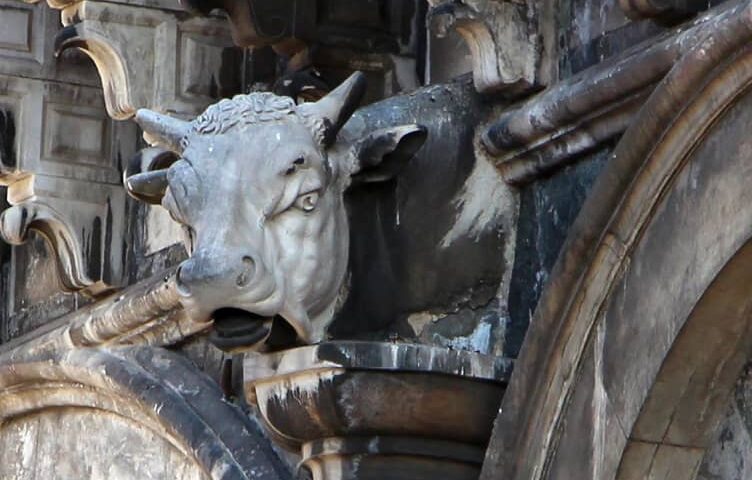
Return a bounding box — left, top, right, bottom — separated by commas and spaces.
53, 0, 243, 119
697, 366, 752, 480
245, 341, 511, 480
332, 80, 516, 351
0, 408, 207, 479
0, 346, 291, 479
427, 0, 540, 95
481, 3, 752, 477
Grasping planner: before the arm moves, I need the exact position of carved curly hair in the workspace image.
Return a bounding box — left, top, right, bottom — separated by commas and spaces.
186, 92, 327, 147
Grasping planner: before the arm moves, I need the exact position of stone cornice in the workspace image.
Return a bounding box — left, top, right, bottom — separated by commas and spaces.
481, 1, 741, 184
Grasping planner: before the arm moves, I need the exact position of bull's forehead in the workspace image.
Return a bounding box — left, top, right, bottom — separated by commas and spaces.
184, 121, 323, 176
177, 121, 330, 216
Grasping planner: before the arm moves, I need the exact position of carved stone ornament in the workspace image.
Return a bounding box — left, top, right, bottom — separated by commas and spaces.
124, 72, 428, 351
481, 2, 728, 184
427, 0, 540, 95
0, 0, 137, 296
30, 0, 243, 120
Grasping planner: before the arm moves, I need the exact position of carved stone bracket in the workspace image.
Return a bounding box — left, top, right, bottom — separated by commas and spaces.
41, 0, 242, 120
427, 0, 540, 95
0, 201, 104, 293
0, 62, 136, 295
245, 341, 513, 480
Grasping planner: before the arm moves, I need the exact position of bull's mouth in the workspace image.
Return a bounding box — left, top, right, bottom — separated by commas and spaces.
208, 308, 299, 352
208, 308, 273, 351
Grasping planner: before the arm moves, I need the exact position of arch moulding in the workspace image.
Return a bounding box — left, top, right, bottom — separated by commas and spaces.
481, 1, 752, 478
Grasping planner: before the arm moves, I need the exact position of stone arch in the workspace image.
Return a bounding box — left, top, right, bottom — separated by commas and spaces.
0, 346, 288, 480
481, 3, 752, 479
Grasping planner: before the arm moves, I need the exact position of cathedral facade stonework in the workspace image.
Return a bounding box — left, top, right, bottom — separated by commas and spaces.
0, 0, 751, 479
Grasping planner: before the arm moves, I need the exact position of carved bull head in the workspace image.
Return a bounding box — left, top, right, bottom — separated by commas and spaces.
125, 72, 427, 351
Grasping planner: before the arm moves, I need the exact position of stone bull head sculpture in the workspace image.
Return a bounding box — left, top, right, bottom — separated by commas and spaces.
125, 72, 427, 351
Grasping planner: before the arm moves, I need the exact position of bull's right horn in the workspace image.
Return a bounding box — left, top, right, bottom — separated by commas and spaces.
297, 71, 367, 146
135, 109, 191, 152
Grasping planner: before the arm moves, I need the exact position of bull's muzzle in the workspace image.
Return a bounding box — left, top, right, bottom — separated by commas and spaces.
175, 249, 282, 351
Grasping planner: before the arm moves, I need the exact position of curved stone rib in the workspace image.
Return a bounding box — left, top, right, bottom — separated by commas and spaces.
0, 346, 291, 480
0, 201, 98, 293
55, 24, 136, 120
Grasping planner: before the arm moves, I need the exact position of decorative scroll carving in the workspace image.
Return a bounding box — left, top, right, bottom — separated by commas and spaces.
125, 72, 427, 351
46, 1, 242, 120
0, 58, 136, 295
427, 0, 539, 95
0, 201, 102, 292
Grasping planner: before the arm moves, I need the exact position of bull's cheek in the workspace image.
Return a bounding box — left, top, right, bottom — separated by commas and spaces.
277, 212, 346, 315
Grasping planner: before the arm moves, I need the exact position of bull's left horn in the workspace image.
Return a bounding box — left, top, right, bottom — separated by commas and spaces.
298, 71, 367, 146
135, 109, 191, 152
124, 147, 179, 205
125, 170, 169, 205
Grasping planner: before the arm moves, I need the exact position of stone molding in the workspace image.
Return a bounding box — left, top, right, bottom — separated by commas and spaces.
0, 266, 207, 359
618, 0, 708, 20
481, 0, 752, 477
427, 0, 540, 95
481, 1, 737, 184
0, 47, 137, 295
0, 346, 289, 479
48, 0, 242, 120
245, 341, 513, 480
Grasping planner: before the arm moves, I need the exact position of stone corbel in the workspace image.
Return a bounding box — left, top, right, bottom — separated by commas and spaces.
427, 0, 540, 95
46, 1, 241, 120
1, 200, 99, 293
0, 71, 136, 296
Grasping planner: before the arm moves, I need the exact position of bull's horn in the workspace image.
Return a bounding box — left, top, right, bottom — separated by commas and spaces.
298, 71, 367, 146
125, 170, 169, 205
135, 109, 191, 152
124, 147, 179, 205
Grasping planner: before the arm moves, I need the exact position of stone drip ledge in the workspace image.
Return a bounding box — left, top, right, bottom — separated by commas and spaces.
482, 0, 741, 185
0, 266, 208, 363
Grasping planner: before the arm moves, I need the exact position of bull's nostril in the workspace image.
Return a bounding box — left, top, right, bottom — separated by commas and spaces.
236, 256, 255, 287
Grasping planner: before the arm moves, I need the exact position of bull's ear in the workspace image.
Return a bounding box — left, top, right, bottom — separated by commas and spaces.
124, 147, 179, 204
349, 124, 427, 184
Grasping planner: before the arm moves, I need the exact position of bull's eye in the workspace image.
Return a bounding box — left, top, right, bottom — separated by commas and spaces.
294, 191, 319, 212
